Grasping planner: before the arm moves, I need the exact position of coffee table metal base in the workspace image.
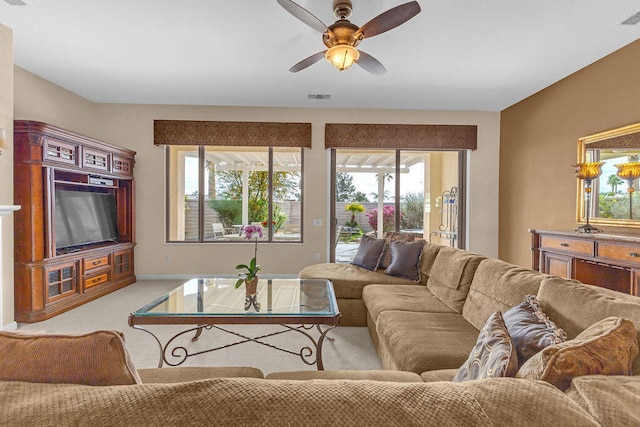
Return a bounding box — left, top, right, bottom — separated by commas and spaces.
132, 323, 336, 370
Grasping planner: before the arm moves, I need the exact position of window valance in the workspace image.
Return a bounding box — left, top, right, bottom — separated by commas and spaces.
153, 120, 312, 147
325, 123, 477, 150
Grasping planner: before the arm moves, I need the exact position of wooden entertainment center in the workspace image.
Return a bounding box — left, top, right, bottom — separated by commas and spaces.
13, 121, 136, 322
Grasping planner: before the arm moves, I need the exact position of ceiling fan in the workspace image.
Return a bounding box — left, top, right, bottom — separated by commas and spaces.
277, 0, 421, 75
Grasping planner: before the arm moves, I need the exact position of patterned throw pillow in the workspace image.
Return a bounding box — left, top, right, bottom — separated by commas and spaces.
378, 232, 416, 269
384, 240, 424, 281
350, 234, 386, 271
516, 317, 639, 391
0, 330, 141, 385
453, 311, 518, 382
503, 295, 567, 367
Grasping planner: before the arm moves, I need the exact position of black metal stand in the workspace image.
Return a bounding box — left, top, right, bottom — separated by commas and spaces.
132, 323, 336, 370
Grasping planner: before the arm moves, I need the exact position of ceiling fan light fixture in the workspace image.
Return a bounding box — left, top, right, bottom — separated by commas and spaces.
325, 45, 359, 71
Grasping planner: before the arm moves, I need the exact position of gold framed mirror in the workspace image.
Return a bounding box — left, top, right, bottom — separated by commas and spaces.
577, 122, 640, 228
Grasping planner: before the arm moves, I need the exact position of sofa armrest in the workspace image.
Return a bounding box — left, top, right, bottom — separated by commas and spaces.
137, 366, 264, 383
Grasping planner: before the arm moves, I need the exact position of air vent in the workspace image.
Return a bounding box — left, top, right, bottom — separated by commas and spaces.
308, 94, 331, 100
4, 0, 27, 5
622, 11, 640, 25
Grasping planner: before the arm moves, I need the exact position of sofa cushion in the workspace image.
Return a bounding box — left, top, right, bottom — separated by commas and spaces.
503, 295, 567, 367
363, 284, 455, 322
420, 369, 458, 382
376, 311, 480, 373
462, 258, 545, 330
384, 240, 424, 281
427, 247, 484, 313
299, 263, 415, 299
565, 375, 640, 426
265, 370, 422, 382
453, 311, 518, 382
350, 234, 386, 271
378, 231, 415, 270
417, 241, 443, 285
0, 330, 141, 385
516, 317, 639, 391
138, 367, 264, 383
536, 277, 640, 374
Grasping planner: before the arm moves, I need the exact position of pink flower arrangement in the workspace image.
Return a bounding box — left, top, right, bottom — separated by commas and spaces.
235, 225, 263, 288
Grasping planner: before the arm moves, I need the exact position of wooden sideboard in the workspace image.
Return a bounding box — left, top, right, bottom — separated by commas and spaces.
530, 229, 640, 296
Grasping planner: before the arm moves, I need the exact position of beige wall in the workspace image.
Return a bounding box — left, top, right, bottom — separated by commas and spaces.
11, 67, 500, 298
0, 24, 15, 328
500, 39, 640, 267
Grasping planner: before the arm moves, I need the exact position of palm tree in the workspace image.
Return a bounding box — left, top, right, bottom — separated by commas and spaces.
607, 174, 623, 194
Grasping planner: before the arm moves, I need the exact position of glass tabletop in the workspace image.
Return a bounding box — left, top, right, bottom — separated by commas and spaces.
130, 278, 338, 320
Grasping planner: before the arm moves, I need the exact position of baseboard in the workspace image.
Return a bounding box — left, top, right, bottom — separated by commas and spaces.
2, 321, 18, 331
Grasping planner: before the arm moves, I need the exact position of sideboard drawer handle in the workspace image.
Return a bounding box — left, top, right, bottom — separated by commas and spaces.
560, 243, 569, 247
629, 252, 640, 258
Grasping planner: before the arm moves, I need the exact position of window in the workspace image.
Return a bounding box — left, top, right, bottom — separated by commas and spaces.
166, 146, 303, 243
332, 149, 464, 262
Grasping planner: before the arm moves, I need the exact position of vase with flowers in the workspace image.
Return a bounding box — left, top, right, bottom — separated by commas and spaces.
235, 224, 262, 311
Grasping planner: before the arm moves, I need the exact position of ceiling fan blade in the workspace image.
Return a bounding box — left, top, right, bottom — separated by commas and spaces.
356, 50, 386, 75
289, 51, 326, 73
277, 0, 328, 33
355, 1, 421, 39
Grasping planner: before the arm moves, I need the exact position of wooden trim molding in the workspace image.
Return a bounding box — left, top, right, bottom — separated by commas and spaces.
325, 123, 477, 150
153, 120, 311, 148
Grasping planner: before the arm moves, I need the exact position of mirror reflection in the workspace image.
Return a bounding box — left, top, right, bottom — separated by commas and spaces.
578, 122, 640, 227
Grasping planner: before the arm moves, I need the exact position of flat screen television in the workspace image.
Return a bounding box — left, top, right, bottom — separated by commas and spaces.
55, 189, 119, 252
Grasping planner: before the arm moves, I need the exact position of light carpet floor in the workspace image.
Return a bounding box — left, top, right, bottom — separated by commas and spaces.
16, 279, 382, 374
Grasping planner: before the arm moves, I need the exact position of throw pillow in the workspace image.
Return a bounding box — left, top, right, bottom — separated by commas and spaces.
0, 330, 141, 385
378, 232, 416, 270
503, 295, 567, 367
516, 317, 639, 391
453, 311, 518, 382
350, 234, 386, 271
384, 240, 424, 281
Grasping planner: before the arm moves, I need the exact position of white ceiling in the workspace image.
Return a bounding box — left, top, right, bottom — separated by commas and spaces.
2, 0, 640, 112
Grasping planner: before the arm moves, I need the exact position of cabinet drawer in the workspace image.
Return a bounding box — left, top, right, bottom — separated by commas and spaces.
540, 235, 594, 256
84, 255, 110, 272
84, 272, 109, 290
598, 242, 640, 264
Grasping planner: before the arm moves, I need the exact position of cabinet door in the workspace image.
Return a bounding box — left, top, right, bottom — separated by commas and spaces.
632, 270, 640, 296
46, 261, 78, 303
113, 248, 133, 279
112, 155, 134, 177
541, 252, 573, 278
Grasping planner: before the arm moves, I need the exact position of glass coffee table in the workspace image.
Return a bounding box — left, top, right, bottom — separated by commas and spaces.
128, 278, 340, 370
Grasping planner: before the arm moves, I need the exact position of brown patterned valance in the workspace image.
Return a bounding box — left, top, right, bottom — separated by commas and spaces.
154, 120, 311, 147
588, 132, 640, 149
325, 123, 477, 150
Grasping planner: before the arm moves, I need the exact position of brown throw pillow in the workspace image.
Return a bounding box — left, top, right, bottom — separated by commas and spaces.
384, 240, 424, 281
516, 317, 639, 391
503, 295, 567, 367
378, 232, 416, 269
0, 330, 141, 385
350, 234, 385, 271
453, 311, 518, 382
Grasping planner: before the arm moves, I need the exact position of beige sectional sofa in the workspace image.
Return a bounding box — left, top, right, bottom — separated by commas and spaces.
2, 242, 640, 426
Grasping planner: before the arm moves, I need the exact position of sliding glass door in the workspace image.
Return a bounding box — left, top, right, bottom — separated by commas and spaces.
331, 149, 464, 263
